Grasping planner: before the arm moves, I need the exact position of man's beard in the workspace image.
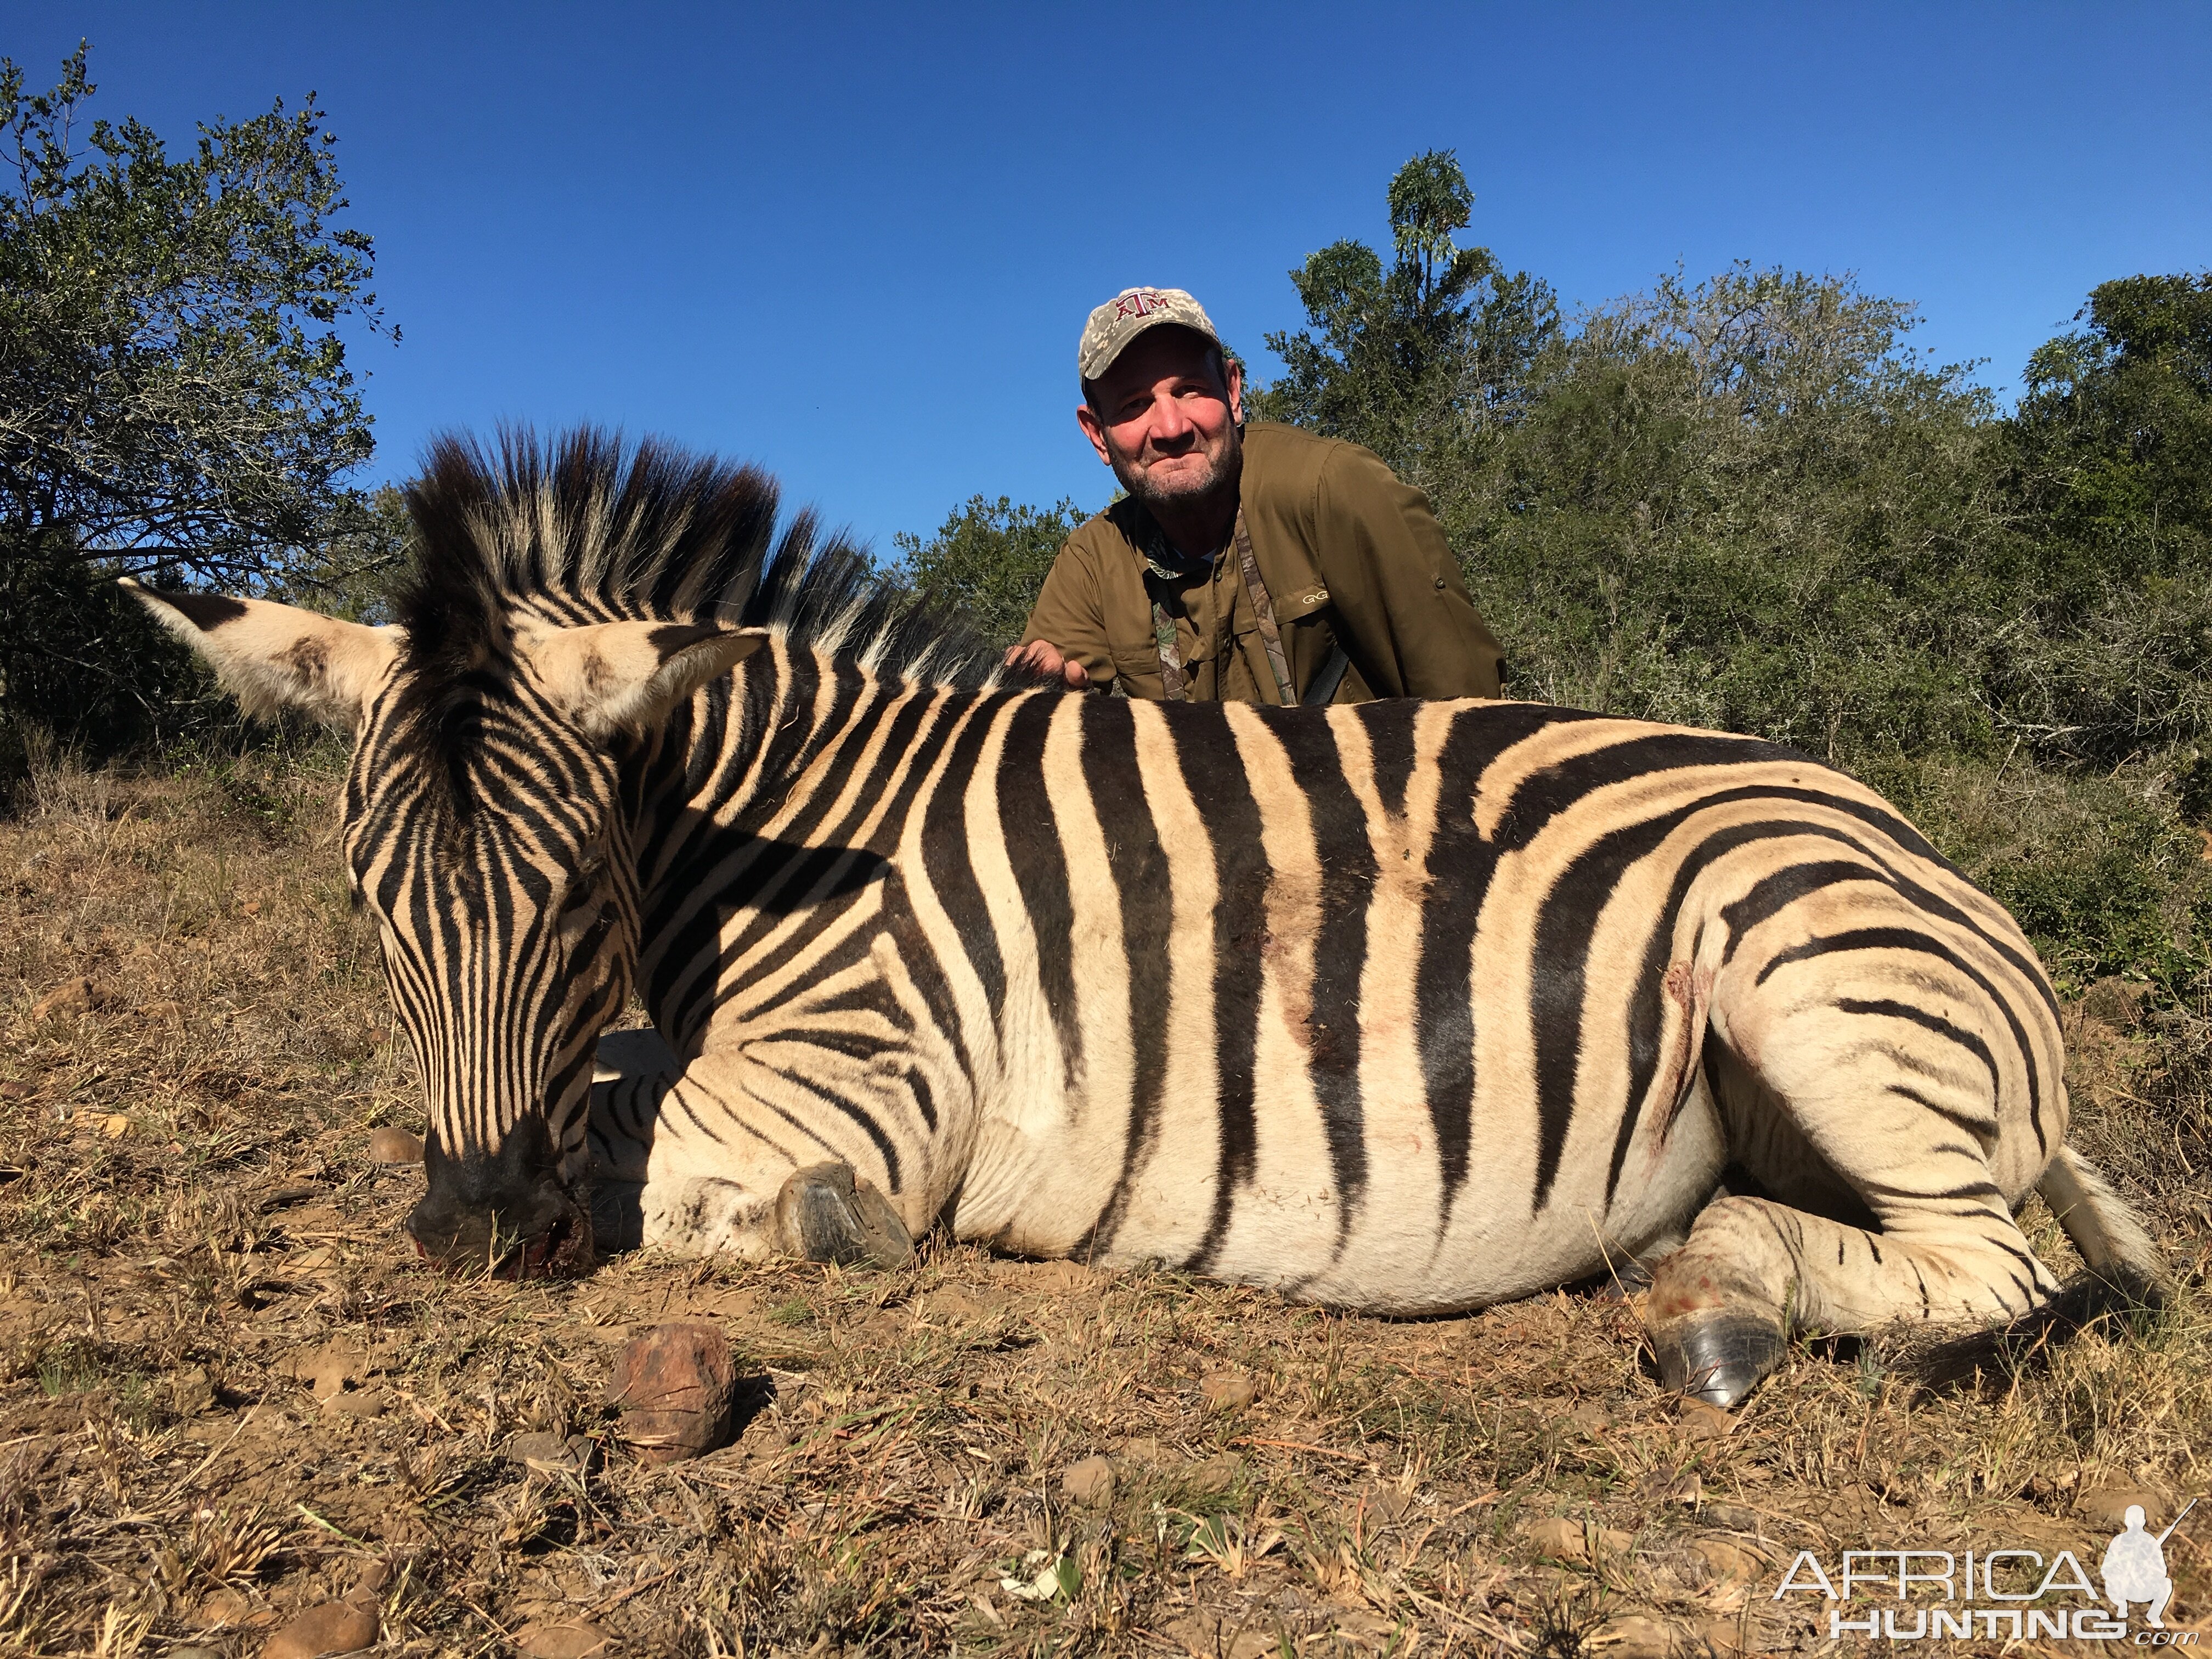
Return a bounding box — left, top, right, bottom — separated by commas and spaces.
1112, 425, 1243, 518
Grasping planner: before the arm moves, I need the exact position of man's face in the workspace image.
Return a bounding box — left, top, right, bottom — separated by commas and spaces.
1076, 328, 1245, 515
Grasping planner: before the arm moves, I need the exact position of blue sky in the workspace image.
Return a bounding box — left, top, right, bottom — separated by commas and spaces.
9, 3, 2210, 555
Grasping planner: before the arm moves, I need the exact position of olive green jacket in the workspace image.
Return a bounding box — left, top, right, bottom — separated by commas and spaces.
1018, 422, 1504, 704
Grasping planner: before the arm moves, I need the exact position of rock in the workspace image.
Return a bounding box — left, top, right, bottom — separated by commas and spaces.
2079, 1482, 2172, 1528
1358, 1482, 1413, 1523
367, 1126, 425, 1165
607, 1321, 737, 1464
514, 1621, 611, 1659
1115, 1437, 1171, 1468
170, 1364, 217, 1417
0, 1080, 31, 1102
100, 1113, 132, 1138
259, 1601, 377, 1659
1701, 1501, 1763, 1532
1199, 1370, 1256, 1412
1182, 1452, 1242, 1495
1523, 1517, 1587, 1560
1695, 1537, 1763, 1585
195, 1588, 255, 1628
1638, 1467, 1701, 1505
1062, 1454, 1115, 1508
1587, 1615, 1673, 1658
346, 1559, 393, 1605
1676, 1399, 1735, 1441
32, 978, 98, 1020
505, 1430, 596, 1475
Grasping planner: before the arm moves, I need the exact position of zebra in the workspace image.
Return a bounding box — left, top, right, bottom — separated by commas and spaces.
126, 429, 2162, 1408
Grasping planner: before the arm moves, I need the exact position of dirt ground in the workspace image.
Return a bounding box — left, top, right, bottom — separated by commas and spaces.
4, 751, 2211, 1658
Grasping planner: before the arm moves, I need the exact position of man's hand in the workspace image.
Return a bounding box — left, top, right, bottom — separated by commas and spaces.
1004, 639, 1091, 689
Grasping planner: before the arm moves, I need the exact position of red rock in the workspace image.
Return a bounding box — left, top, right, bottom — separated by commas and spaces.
606, 1321, 737, 1464
366, 1126, 425, 1165
259, 1601, 377, 1658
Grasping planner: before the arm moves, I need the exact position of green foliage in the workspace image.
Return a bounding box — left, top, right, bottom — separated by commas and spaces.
1448, 265, 2014, 758
1251, 149, 1558, 499
890, 494, 1086, 651
0, 42, 390, 761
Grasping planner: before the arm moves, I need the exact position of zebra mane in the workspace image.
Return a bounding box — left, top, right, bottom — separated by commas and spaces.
381, 428, 1051, 814
396, 427, 1013, 694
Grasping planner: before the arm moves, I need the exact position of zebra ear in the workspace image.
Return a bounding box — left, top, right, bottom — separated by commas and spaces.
524, 620, 769, 741
121, 579, 401, 729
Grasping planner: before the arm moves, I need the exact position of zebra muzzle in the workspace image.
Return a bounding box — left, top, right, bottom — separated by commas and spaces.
774, 1163, 915, 1268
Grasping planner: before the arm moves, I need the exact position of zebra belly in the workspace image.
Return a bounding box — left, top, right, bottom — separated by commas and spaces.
957, 1050, 1730, 1315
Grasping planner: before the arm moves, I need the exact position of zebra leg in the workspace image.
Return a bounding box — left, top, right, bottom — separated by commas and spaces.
585, 1027, 681, 1254
1646, 996, 2062, 1407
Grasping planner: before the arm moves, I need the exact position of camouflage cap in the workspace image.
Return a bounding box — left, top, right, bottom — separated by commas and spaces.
1077, 287, 1223, 383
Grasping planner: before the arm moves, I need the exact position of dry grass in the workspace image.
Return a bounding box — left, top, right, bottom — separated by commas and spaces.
1, 748, 2208, 1657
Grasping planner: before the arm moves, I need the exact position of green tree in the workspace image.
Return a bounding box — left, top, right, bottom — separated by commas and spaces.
1252, 149, 1557, 492
0, 43, 390, 756
891, 494, 1086, 652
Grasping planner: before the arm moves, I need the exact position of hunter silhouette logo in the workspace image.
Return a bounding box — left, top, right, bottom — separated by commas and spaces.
2106, 1500, 2195, 1629
1773, 1499, 2200, 1641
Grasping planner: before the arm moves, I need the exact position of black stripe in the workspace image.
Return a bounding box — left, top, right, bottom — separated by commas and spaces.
1364, 700, 1421, 820
918, 695, 1009, 1018
1413, 712, 1503, 1223
1839, 998, 2002, 1101
1080, 699, 1175, 1256
1761, 925, 2047, 1154
996, 697, 1083, 1093
1174, 709, 1269, 1276
1274, 713, 1374, 1243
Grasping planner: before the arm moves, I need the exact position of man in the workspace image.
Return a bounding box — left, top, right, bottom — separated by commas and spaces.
1008, 286, 1503, 704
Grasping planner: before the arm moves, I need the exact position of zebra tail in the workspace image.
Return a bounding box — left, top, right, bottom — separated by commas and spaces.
1904, 1147, 2168, 1391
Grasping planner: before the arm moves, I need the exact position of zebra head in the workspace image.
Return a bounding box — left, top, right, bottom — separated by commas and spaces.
125, 579, 765, 1274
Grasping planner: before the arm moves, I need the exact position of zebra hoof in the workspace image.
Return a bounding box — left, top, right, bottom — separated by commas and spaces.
775, 1163, 915, 1268
1651, 1312, 1786, 1409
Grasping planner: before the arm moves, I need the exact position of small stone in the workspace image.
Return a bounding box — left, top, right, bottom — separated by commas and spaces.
1182, 1452, 1242, 1496
196, 1588, 253, 1628
1358, 1482, 1413, 1523
346, 1559, 393, 1605
1638, 1466, 1701, 1505
1676, 1399, 1735, 1441
1115, 1437, 1170, 1468
1199, 1370, 1256, 1412
0, 1080, 32, 1102
505, 1430, 595, 1475
171, 1364, 217, 1417
367, 1126, 425, 1165
32, 978, 98, 1020
607, 1321, 737, 1464
259, 1601, 378, 1659
1701, 1501, 1763, 1532
1062, 1454, 1115, 1508
1588, 1615, 1673, 1658
514, 1621, 611, 1659
101, 1113, 131, 1138
1695, 1537, 1763, 1585
1523, 1516, 1588, 1560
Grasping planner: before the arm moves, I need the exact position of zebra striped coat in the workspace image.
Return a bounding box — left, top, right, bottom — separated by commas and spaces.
131, 432, 2158, 1407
